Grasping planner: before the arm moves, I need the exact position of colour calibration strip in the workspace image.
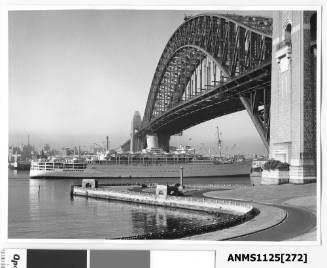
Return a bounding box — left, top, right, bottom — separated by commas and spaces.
1, 249, 215, 268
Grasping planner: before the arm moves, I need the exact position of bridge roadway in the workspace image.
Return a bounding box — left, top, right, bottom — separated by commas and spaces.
191, 189, 316, 241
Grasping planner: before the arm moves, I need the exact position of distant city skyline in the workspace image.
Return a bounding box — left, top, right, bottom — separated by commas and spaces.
9, 10, 272, 156
9, 111, 266, 157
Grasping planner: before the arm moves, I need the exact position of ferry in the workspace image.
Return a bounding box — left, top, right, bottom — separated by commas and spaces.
30, 157, 88, 178
29, 146, 252, 179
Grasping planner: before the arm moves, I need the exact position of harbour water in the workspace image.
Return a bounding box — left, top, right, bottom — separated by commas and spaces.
8, 170, 250, 239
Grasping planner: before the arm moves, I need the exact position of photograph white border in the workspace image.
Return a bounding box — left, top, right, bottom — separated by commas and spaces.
0, 1, 325, 260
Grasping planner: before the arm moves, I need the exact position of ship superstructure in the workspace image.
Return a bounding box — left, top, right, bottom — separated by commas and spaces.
29, 146, 252, 178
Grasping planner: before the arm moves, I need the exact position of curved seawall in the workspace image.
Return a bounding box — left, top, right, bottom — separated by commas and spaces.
73, 186, 253, 216
73, 186, 258, 239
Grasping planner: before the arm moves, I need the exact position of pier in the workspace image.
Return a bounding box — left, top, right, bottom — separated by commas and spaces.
72, 185, 255, 216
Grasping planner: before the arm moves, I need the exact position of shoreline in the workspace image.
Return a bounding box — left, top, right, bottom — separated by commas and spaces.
72, 182, 316, 241
72, 184, 260, 240
187, 183, 317, 241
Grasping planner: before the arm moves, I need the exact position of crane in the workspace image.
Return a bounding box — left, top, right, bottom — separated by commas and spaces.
216, 126, 222, 157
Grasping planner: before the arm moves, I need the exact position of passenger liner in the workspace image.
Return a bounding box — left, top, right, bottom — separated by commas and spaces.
29, 146, 252, 179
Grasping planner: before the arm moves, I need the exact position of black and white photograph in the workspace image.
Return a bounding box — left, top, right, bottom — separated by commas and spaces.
5, 7, 320, 242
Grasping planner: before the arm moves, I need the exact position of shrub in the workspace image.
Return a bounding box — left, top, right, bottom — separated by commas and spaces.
276, 162, 290, 171
251, 167, 263, 172
263, 160, 289, 171
263, 160, 279, 170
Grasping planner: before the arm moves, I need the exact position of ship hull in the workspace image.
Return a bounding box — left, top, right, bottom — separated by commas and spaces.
29, 160, 252, 178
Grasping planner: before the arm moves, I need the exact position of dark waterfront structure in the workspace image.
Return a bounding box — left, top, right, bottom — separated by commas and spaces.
122, 11, 317, 184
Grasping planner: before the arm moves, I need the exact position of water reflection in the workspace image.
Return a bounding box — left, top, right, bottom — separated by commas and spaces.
9, 170, 249, 239
28, 179, 41, 221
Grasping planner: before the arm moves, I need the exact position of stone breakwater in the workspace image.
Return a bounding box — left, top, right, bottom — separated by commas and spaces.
73, 186, 253, 215
72, 186, 259, 239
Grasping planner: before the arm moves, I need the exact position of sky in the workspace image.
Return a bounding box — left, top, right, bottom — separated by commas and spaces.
9, 9, 272, 156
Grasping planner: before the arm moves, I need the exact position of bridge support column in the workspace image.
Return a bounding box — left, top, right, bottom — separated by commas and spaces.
240, 96, 269, 151
157, 133, 170, 152
146, 134, 159, 149
135, 136, 146, 152
269, 11, 316, 184
130, 134, 146, 152
130, 111, 143, 152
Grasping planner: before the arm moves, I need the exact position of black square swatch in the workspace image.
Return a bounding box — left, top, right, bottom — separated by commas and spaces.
27, 250, 87, 268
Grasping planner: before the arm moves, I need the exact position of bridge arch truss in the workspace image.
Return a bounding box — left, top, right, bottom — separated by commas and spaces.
141, 13, 273, 150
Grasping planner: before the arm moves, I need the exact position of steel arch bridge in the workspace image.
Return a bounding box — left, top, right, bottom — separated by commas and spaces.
134, 13, 273, 151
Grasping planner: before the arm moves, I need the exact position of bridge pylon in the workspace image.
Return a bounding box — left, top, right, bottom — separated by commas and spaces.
269, 11, 317, 184
157, 132, 170, 152
130, 111, 144, 152
145, 133, 170, 152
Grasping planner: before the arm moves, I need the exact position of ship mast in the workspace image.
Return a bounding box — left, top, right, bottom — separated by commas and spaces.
216, 126, 222, 157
